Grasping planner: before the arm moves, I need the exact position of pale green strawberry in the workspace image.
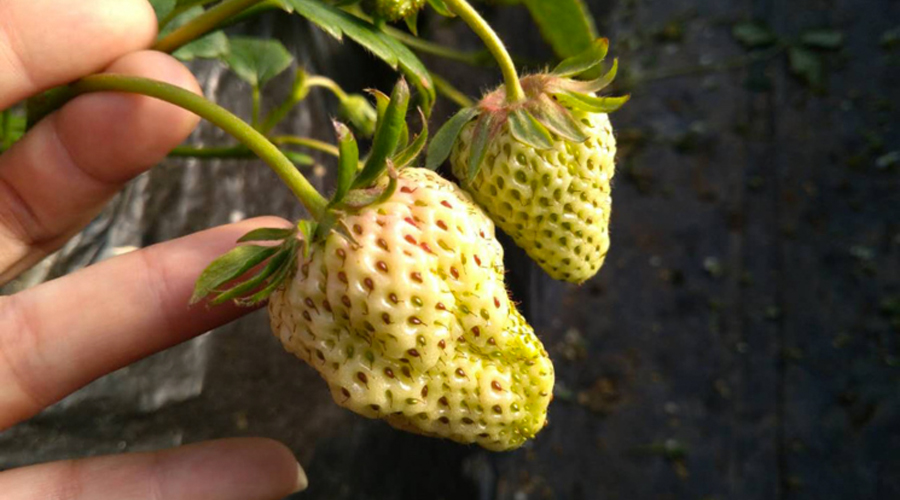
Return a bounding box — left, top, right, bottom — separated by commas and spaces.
194, 80, 554, 450
428, 39, 628, 284
267, 168, 553, 451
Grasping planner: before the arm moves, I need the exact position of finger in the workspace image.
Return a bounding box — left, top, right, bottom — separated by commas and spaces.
0, 50, 202, 283
0, 438, 308, 500
0, 0, 156, 109
0, 217, 292, 429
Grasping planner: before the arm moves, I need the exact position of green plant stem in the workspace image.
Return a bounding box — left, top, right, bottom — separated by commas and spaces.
159, 0, 219, 29
306, 76, 349, 101
69, 75, 328, 219
381, 24, 490, 66
251, 86, 262, 127
440, 0, 524, 103
169, 145, 256, 159
154, 0, 267, 53
430, 72, 474, 108
272, 136, 341, 158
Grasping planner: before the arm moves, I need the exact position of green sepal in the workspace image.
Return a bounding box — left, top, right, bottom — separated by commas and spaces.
508, 108, 554, 150
553, 91, 630, 113
210, 246, 293, 306
313, 209, 340, 242
565, 58, 619, 94
426, 106, 479, 171
235, 252, 297, 307
370, 88, 391, 138
552, 38, 609, 78
405, 10, 419, 36
396, 119, 410, 154
297, 219, 318, 256
190, 244, 281, 305
527, 95, 588, 143
427, 0, 455, 17
393, 108, 429, 169
354, 79, 410, 189
340, 180, 392, 209
466, 112, 500, 182
331, 121, 359, 207
237, 227, 297, 243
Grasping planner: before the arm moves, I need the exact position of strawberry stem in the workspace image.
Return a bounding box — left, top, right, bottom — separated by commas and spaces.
154, 0, 268, 53
68, 75, 329, 220
441, 0, 525, 103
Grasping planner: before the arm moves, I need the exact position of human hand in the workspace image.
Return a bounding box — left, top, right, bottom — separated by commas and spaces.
0, 1, 306, 498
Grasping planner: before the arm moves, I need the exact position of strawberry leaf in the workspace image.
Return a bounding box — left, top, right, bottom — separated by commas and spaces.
426, 106, 479, 171
222, 37, 294, 88
522, 0, 598, 61
282, 0, 435, 114
159, 6, 230, 61
552, 38, 609, 78
191, 244, 281, 304
332, 121, 359, 207
509, 108, 554, 150
149, 0, 177, 21
554, 91, 630, 114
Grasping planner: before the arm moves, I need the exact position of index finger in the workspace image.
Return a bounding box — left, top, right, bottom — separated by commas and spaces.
0, 217, 292, 430
0, 0, 156, 109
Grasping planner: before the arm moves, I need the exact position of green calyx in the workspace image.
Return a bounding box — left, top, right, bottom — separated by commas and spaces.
192, 78, 429, 308
426, 37, 629, 181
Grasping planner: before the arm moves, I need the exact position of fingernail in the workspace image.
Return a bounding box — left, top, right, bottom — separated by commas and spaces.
294, 462, 309, 493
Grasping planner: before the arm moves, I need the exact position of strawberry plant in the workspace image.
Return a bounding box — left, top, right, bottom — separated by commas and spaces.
0, 0, 627, 451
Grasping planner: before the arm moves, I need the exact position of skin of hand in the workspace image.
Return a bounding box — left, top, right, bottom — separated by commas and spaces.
0, 1, 307, 498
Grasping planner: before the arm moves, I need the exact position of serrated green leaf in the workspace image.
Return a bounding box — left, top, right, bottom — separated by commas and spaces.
283, 0, 435, 113
191, 245, 281, 304
800, 29, 844, 50
732, 21, 777, 49
393, 109, 429, 169
211, 246, 293, 305
427, 0, 455, 17
552, 38, 609, 77
175, 32, 230, 61
528, 96, 587, 143
238, 227, 296, 243
788, 46, 824, 89
509, 108, 554, 150
522, 0, 597, 59
467, 113, 499, 182
354, 79, 410, 188
222, 37, 294, 87
149, 0, 177, 21
554, 91, 630, 113
426, 106, 479, 171
332, 121, 359, 206
157, 5, 230, 61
